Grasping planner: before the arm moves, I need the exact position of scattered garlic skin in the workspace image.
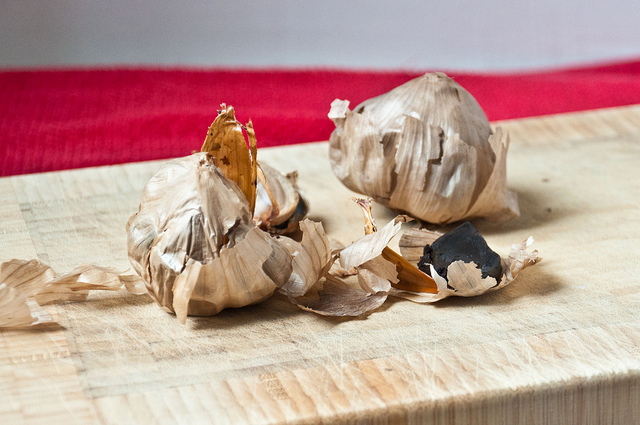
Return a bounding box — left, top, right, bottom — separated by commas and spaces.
329, 72, 519, 224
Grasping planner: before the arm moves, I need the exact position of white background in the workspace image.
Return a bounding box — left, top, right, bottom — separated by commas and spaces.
1, 0, 639, 70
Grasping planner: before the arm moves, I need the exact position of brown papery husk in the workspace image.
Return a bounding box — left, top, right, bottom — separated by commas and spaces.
328, 73, 519, 224
0, 259, 144, 328
276, 217, 393, 316
172, 227, 292, 323
395, 228, 541, 302
276, 219, 334, 298
349, 198, 437, 294
202, 104, 308, 234
290, 275, 388, 317
287, 215, 412, 316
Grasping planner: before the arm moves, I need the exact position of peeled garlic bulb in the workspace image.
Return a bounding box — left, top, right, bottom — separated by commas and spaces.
328, 72, 519, 224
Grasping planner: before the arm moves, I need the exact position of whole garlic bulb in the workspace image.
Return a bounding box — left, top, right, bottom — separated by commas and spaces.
328, 72, 519, 224
126, 106, 296, 323
126, 152, 293, 322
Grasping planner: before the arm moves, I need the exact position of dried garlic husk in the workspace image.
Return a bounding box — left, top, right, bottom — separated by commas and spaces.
0, 259, 144, 328
127, 105, 305, 322
286, 215, 408, 316
350, 198, 438, 294
396, 224, 540, 302
283, 199, 440, 317
328, 72, 519, 224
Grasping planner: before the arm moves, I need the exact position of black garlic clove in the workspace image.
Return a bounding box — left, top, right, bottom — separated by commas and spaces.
417, 221, 502, 284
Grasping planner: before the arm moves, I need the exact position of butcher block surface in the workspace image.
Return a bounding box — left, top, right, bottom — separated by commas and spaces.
2, 106, 640, 424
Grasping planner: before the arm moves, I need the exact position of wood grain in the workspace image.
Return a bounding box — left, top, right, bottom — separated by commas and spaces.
2, 106, 640, 424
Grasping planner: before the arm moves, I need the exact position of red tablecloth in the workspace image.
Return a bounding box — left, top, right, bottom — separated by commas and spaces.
2, 60, 640, 177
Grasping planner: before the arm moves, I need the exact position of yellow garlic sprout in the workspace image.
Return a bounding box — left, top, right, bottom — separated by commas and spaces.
328, 72, 519, 224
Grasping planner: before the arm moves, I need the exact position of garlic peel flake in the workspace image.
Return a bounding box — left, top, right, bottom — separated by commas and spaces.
277, 219, 334, 298
279, 215, 402, 316
277, 217, 393, 316
0, 259, 143, 328
289, 275, 388, 317
349, 198, 438, 294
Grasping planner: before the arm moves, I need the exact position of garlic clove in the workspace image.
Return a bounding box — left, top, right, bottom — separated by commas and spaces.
258, 164, 298, 225
200, 105, 309, 235
328, 72, 518, 224
417, 221, 502, 283
395, 227, 540, 303
255, 164, 309, 234
201, 104, 258, 213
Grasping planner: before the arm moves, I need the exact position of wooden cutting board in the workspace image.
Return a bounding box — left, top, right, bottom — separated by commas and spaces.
2, 106, 640, 424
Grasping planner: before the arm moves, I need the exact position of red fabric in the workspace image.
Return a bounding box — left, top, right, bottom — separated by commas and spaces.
2, 60, 640, 177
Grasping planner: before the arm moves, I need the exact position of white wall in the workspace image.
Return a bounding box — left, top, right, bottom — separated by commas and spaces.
1, 0, 639, 70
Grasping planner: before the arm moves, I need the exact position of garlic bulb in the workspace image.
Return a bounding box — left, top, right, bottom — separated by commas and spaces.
126, 105, 298, 322
126, 152, 294, 322
126, 105, 412, 322
328, 72, 519, 224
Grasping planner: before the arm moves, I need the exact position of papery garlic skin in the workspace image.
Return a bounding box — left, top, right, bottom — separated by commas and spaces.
0, 259, 145, 328
329, 72, 519, 224
287, 216, 406, 316
127, 153, 292, 321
